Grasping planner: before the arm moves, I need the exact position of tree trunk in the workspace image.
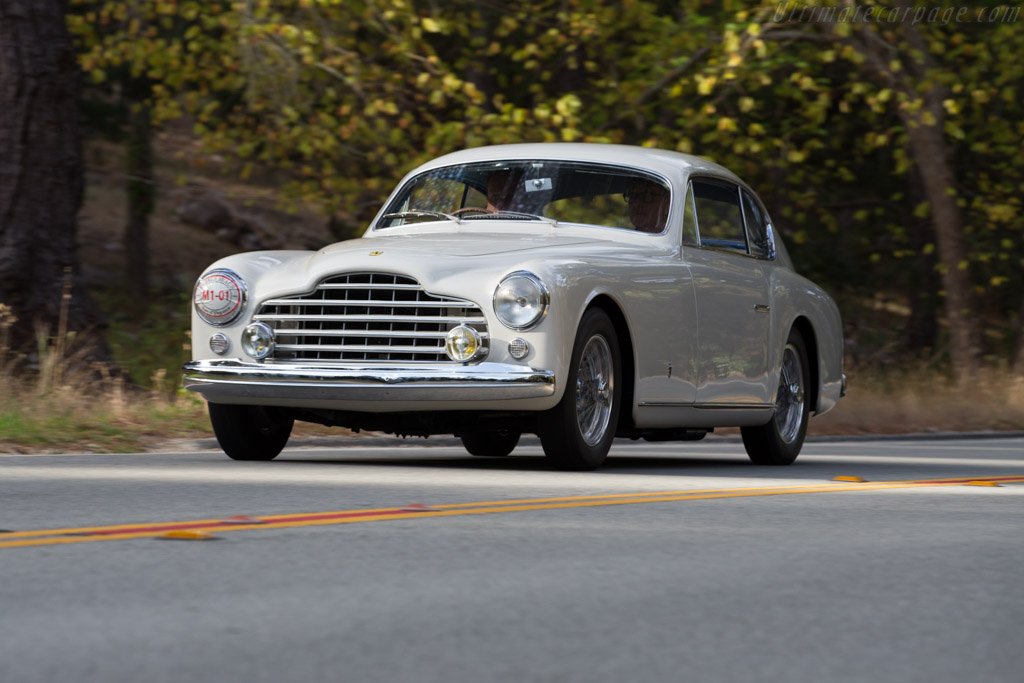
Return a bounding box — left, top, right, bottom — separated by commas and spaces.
841, 15, 983, 385
0, 0, 106, 355
902, 117, 981, 383
1014, 296, 1024, 376
905, 168, 939, 353
897, 19, 981, 383
124, 100, 153, 299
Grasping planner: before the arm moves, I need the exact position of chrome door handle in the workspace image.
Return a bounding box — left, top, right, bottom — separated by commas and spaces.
754, 304, 770, 313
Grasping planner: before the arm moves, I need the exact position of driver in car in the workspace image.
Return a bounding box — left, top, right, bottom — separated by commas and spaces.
485, 168, 525, 211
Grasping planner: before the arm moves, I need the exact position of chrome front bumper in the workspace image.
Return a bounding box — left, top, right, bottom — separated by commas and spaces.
182, 359, 557, 404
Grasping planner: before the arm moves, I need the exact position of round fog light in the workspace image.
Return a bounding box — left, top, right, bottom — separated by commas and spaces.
242, 322, 275, 360
209, 333, 230, 355
445, 325, 482, 362
508, 338, 530, 360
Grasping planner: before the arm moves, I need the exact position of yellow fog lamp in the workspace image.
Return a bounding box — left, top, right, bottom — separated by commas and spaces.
445, 325, 483, 362
241, 322, 275, 360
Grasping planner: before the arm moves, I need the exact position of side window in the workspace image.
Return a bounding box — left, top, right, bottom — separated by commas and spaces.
741, 189, 773, 259
681, 183, 699, 246
692, 179, 747, 254
463, 185, 487, 210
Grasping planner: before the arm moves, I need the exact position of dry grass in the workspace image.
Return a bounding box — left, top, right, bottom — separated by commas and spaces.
810, 363, 1024, 435
0, 292, 211, 453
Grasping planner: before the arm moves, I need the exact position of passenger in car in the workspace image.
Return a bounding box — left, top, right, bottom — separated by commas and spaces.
486, 168, 525, 211
625, 179, 670, 233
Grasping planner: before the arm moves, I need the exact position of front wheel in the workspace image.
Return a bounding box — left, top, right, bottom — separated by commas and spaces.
741, 329, 810, 466
208, 403, 294, 461
538, 308, 621, 471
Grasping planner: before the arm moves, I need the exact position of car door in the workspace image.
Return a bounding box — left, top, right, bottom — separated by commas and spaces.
634, 180, 700, 408
686, 178, 773, 405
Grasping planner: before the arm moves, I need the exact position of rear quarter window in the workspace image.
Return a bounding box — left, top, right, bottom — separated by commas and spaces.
692, 179, 747, 254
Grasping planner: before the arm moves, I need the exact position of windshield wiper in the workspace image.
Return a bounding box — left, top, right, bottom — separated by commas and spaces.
461, 210, 557, 225
381, 210, 457, 223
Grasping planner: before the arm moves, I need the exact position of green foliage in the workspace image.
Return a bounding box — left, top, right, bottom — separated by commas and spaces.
66, 0, 1024, 365
100, 288, 192, 390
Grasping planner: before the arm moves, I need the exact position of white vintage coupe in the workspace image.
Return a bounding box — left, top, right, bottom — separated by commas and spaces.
184, 143, 845, 470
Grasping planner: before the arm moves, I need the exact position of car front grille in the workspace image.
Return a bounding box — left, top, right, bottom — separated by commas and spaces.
252, 273, 488, 363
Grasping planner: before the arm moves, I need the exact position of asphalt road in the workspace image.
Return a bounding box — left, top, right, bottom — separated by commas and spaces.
2, 436, 1023, 683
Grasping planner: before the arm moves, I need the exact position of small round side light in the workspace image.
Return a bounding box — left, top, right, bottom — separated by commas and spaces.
508, 338, 530, 360
209, 333, 230, 355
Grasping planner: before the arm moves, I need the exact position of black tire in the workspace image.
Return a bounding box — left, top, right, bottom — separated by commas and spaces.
208, 403, 294, 461
538, 308, 621, 471
741, 329, 810, 466
460, 430, 521, 457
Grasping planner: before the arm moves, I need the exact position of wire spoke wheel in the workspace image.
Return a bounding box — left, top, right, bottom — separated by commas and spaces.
774, 343, 805, 444
539, 308, 621, 471
741, 330, 810, 466
575, 335, 614, 446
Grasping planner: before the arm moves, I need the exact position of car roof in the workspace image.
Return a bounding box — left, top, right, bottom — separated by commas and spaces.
416, 143, 744, 185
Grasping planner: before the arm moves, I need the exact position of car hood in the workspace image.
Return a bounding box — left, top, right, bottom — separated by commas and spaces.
214, 230, 621, 304
321, 232, 603, 258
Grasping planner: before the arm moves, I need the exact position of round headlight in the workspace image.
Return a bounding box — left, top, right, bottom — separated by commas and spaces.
445, 325, 483, 362
242, 322, 275, 360
193, 269, 247, 326
493, 271, 549, 330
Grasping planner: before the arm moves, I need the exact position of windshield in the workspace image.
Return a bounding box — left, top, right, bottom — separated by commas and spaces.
377, 160, 671, 234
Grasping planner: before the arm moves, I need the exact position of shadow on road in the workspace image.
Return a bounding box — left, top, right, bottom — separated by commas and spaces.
269, 446, 1024, 482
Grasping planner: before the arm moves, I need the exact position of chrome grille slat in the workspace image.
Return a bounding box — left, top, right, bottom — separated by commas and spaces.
272, 329, 486, 339
317, 283, 421, 290
261, 299, 476, 308
255, 273, 488, 363
255, 314, 486, 324
276, 344, 444, 354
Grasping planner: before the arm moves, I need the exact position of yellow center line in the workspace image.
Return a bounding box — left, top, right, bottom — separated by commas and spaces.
2, 475, 1022, 550
0, 482, 855, 541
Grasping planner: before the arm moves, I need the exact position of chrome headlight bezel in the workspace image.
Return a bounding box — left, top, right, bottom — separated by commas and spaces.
493, 271, 549, 331
193, 268, 247, 326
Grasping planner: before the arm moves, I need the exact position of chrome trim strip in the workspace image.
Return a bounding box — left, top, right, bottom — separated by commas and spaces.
841, 373, 847, 398
182, 359, 556, 402
639, 401, 775, 410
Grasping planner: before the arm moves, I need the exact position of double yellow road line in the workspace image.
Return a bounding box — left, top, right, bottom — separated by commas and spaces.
3, 474, 1022, 549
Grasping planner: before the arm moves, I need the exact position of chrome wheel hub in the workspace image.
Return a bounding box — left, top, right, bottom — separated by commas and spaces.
575, 335, 613, 446
775, 343, 805, 444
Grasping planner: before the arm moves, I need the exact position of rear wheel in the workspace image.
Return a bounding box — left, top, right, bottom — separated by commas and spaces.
741, 329, 809, 466
538, 308, 621, 471
461, 430, 520, 457
208, 403, 293, 461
